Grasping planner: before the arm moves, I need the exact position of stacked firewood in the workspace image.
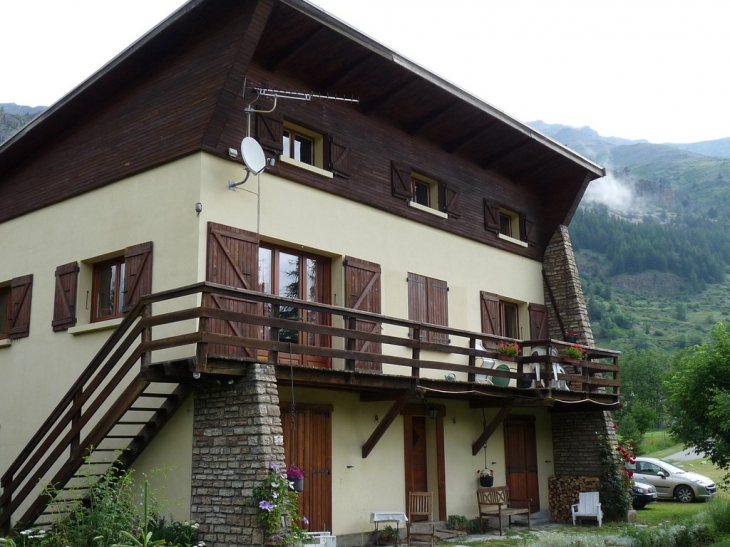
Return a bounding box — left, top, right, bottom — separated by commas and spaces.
548, 476, 600, 523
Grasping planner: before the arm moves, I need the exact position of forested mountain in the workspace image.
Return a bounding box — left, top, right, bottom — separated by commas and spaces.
0, 103, 45, 144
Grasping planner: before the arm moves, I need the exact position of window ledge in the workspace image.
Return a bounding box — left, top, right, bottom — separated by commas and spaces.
69, 318, 123, 335
0, 338, 11, 349
408, 201, 448, 219
498, 233, 528, 248
278, 155, 333, 179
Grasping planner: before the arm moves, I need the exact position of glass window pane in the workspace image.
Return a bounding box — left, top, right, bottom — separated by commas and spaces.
278, 252, 300, 343
258, 248, 273, 294
117, 263, 125, 314
502, 302, 519, 339
96, 264, 115, 318
500, 213, 512, 236
294, 135, 313, 164
283, 129, 291, 159
413, 180, 430, 206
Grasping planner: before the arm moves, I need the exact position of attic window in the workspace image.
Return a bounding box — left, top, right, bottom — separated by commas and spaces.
411, 172, 438, 209
499, 208, 519, 238
282, 121, 324, 168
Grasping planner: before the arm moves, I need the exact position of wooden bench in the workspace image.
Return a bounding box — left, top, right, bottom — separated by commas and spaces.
476, 486, 531, 536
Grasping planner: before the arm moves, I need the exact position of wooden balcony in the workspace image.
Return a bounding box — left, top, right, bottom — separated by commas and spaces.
137, 282, 621, 410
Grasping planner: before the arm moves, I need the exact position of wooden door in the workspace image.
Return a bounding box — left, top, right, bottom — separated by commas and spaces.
404, 415, 428, 520
344, 257, 382, 371
504, 415, 539, 513
281, 404, 332, 532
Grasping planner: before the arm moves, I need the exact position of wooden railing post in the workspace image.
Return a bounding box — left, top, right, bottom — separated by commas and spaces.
468, 337, 476, 382
269, 304, 281, 364
411, 328, 421, 377
141, 304, 152, 369
70, 393, 81, 459
345, 316, 356, 371
196, 291, 210, 373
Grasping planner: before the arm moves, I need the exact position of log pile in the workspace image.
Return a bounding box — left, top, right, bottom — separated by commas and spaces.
548, 476, 600, 523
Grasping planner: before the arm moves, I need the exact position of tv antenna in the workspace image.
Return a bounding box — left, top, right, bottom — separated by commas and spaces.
229, 82, 358, 190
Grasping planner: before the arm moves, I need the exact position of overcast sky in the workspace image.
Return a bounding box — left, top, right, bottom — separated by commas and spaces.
2, 0, 728, 144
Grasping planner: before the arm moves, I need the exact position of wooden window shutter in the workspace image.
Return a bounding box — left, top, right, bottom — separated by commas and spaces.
52, 262, 79, 331
440, 182, 461, 219
122, 242, 153, 313
391, 161, 412, 199
427, 276, 449, 343
407, 273, 427, 340
521, 215, 537, 246
344, 256, 382, 371
528, 303, 549, 340
328, 136, 351, 179
256, 111, 284, 156
480, 291, 500, 341
8, 274, 33, 339
483, 199, 500, 232
206, 222, 262, 359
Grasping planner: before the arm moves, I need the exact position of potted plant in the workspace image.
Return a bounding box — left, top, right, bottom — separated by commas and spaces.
496, 341, 520, 361
251, 463, 308, 546
477, 468, 494, 487
564, 330, 578, 343
563, 343, 586, 362
287, 465, 304, 492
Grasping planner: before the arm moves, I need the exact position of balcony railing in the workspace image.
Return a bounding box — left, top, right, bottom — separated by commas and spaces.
135, 282, 620, 396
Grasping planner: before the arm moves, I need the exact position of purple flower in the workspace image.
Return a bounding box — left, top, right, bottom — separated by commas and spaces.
259, 500, 274, 511
272, 535, 282, 543
303, 516, 309, 526
270, 463, 280, 471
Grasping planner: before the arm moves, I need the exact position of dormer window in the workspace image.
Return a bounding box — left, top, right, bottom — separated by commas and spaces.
411, 172, 438, 209
281, 121, 324, 168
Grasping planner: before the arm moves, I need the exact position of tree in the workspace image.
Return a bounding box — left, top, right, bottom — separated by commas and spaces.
666, 323, 730, 481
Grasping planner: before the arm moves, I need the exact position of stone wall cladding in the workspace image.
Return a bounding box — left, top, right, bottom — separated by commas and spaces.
191, 362, 285, 546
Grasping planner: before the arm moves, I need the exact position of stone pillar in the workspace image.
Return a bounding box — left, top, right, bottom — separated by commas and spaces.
543, 225, 619, 520
542, 225, 595, 347
191, 363, 285, 546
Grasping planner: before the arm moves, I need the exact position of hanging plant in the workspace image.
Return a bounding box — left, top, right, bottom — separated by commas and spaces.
251, 463, 309, 546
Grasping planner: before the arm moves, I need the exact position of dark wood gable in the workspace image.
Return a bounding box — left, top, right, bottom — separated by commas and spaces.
52, 262, 79, 331
9, 274, 33, 339
206, 221, 262, 359
344, 256, 382, 371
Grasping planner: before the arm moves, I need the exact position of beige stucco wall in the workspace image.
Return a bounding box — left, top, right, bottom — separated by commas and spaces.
1, 151, 550, 529
280, 388, 553, 535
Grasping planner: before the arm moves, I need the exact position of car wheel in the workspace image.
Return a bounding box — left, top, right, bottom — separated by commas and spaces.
675, 485, 695, 503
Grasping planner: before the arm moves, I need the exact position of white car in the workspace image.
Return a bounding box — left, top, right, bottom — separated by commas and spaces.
629, 457, 717, 503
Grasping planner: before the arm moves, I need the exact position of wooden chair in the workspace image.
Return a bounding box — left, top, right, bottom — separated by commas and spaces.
571, 491, 603, 527
476, 486, 531, 536
406, 492, 435, 547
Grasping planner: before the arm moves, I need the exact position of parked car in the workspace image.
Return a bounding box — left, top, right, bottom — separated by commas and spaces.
630, 480, 657, 509
629, 457, 717, 503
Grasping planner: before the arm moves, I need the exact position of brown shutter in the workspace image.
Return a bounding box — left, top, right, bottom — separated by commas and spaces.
391, 161, 412, 199
483, 199, 500, 232
52, 262, 79, 331
407, 272, 427, 341
440, 182, 461, 219
206, 222, 261, 359
256, 111, 284, 156
8, 274, 33, 339
427, 276, 449, 343
328, 135, 350, 179
528, 303, 549, 341
522, 215, 537, 246
122, 242, 153, 313
480, 291, 500, 346
344, 257, 381, 372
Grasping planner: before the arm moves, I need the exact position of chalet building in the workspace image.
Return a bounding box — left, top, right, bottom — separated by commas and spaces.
0, 0, 620, 543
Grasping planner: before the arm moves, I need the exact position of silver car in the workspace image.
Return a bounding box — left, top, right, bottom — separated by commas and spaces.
630, 457, 717, 503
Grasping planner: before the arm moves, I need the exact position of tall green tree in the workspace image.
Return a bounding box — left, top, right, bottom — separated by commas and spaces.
666, 323, 730, 481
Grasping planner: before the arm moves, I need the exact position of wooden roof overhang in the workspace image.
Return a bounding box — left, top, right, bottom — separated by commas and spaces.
0, 0, 603, 230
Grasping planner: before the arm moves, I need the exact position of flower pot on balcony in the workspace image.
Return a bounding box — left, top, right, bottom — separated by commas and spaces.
564, 335, 577, 343
479, 476, 494, 487
497, 354, 516, 362
563, 357, 581, 364
517, 374, 533, 388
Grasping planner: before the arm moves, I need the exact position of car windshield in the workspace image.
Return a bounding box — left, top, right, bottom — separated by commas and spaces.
659, 461, 686, 474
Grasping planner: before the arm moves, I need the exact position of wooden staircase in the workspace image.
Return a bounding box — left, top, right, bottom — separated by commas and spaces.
0, 289, 196, 534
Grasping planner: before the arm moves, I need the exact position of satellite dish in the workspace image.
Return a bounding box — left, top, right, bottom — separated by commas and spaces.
241, 137, 266, 175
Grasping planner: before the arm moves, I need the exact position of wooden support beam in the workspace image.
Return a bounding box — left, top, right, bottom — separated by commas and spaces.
472, 401, 515, 456
362, 391, 410, 458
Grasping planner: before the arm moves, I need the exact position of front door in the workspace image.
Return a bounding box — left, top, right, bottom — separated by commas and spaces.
403, 412, 446, 520
281, 404, 332, 532
504, 415, 539, 513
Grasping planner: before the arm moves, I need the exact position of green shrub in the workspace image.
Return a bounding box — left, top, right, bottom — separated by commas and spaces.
445, 515, 478, 533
